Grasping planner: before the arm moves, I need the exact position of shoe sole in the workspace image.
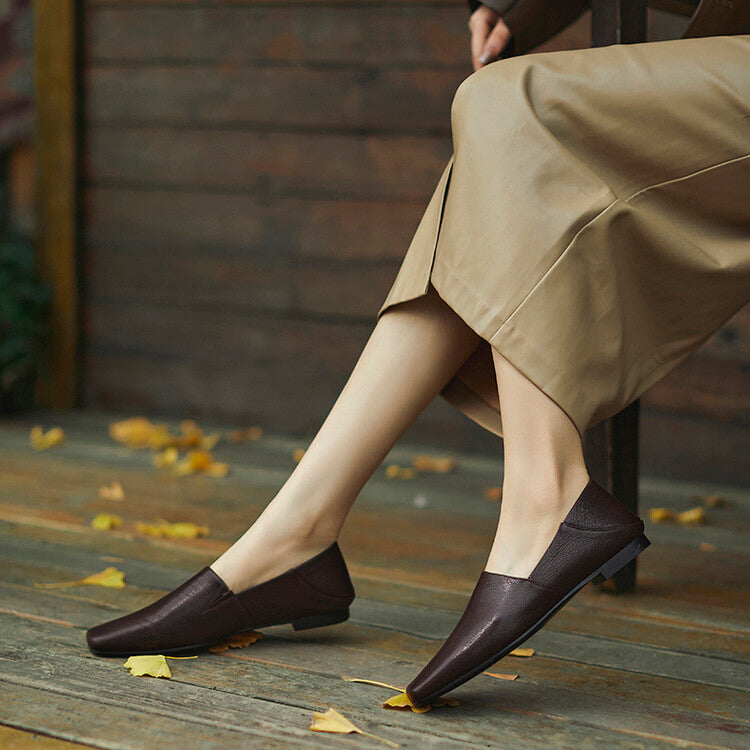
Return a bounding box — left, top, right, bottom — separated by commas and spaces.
412, 532, 651, 705
87, 607, 351, 657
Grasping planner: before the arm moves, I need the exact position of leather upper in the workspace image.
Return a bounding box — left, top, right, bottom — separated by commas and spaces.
86, 541, 355, 655
406, 478, 644, 705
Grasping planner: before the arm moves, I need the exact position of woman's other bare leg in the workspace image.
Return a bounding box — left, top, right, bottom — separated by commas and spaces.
212, 285, 481, 592
484, 348, 591, 578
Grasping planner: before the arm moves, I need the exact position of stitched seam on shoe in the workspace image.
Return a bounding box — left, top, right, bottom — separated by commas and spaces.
293, 570, 354, 604
490, 573, 557, 593
562, 520, 642, 533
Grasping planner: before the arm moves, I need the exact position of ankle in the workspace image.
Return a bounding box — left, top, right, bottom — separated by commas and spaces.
501, 465, 590, 517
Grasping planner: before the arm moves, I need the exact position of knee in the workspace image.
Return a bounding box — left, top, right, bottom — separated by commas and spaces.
449, 56, 538, 138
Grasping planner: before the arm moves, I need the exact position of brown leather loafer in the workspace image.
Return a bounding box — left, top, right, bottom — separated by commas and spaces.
86, 541, 355, 656
406, 478, 650, 706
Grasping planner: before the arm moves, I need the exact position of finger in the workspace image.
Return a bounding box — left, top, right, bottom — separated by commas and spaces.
478, 20, 512, 66
471, 17, 495, 71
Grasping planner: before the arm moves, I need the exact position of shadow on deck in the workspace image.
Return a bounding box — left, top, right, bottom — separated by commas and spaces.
1, 409, 748, 749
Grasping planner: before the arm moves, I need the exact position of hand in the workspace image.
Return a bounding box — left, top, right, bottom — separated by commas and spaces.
469, 5, 512, 71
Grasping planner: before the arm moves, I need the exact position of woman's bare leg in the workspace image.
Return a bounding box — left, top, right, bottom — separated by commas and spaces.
484, 347, 590, 578
211, 284, 481, 593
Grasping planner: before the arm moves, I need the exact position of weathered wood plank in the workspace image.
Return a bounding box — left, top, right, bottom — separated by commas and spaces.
643, 348, 750, 424
0, 726, 84, 750
86, 127, 451, 200
85, 67, 464, 132
1, 519, 748, 684
85, 244, 401, 319
0, 674, 368, 750
4, 613, 748, 749
85, 5, 470, 66
83, 186, 429, 261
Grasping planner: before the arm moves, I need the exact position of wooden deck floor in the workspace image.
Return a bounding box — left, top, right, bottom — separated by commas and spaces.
1, 409, 748, 749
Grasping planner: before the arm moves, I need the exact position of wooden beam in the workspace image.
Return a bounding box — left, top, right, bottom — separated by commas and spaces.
32, 0, 80, 408
591, 0, 648, 45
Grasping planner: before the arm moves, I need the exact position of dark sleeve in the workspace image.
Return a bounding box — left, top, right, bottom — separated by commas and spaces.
466, 0, 591, 58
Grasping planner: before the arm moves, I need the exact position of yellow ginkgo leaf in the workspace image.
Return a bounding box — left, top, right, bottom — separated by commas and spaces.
648, 507, 676, 523
172, 450, 217, 476
200, 433, 221, 451
98, 480, 125, 501
209, 631, 263, 652
310, 708, 398, 747
33, 566, 126, 589
109, 417, 156, 448
292, 448, 306, 462
509, 647, 534, 657
383, 691, 458, 713
91, 513, 123, 531
483, 486, 502, 501
30, 425, 65, 450
146, 423, 173, 451
204, 462, 229, 478
383, 692, 431, 713
411, 454, 457, 473
385, 465, 417, 480
228, 426, 263, 443
677, 506, 706, 525
484, 672, 518, 680
343, 677, 405, 692
136, 519, 209, 539
82, 567, 126, 587
124, 655, 172, 678
154, 446, 179, 468
702, 494, 729, 508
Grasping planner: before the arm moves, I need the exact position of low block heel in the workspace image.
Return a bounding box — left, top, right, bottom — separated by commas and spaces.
593, 533, 651, 582
292, 608, 350, 631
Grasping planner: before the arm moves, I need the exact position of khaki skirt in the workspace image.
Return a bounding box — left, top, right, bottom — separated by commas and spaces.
377, 34, 750, 440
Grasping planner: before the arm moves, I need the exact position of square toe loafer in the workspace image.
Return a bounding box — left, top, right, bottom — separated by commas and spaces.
406, 478, 650, 706
86, 541, 355, 656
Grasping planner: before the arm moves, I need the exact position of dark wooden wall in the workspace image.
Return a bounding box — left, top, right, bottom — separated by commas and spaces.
79, 1, 748, 483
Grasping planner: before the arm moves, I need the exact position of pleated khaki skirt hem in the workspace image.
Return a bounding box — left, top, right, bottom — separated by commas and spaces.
377, 35, 750, 440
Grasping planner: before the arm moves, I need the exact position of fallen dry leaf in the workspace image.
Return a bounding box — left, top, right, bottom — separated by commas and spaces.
109, 417, 157, 448
110, 416, 220, 454
228, 426, 263, 443
411, 454, 457, 473
30, 425, 65, 450
310, 708, 398, 747
33, 566, 126, 589
343, 677, 405, 692
509, 648, 534, 657
483, 486, 502, 501
90, 513, 122, 531
172, 450, 228, 477
383, 691, 459, 713
484, 672, 518, 680
136, 519, 209, 539
124, 654, 172, 678
204, 462, 229, 478
293, 448, 306, 462
98, 480, 125, 501
200, 433, 221, 451
209, 631, 263, 652
697, 494, 730, 509
385, 465, 417, 480
699, 541, 716, 552
154, 446, 179, 468
123, 653, 196, 677
677, 506, 706, 526
648, 507, 676, 523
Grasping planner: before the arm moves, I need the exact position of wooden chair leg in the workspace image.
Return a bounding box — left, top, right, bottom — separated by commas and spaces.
583, 398, 641, 593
